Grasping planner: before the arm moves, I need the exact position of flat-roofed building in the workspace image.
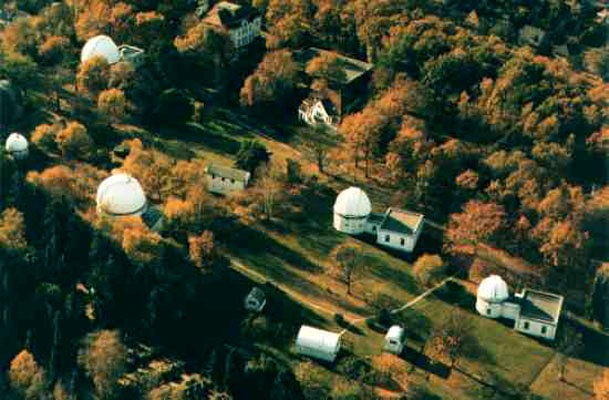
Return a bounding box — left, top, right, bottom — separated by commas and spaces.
205, 163, 251, 195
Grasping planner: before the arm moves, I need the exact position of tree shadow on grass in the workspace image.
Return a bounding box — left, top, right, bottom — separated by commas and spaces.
400, 346, 451, 380
365, 252, 420, 296
156, 122, 242, 157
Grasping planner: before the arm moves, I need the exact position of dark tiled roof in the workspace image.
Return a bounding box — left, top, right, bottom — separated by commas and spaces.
379, 208, 424, 235
141, 206, 164, 231
294, 47, 374, 85
367, 212, 386, 223
519, 289, 563, 324
205, 163, 249, 181
202, 1, 260, 29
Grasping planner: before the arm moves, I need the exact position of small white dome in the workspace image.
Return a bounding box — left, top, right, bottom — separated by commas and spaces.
96, 173, 147, 216
333, 187, 371, 217
5, 132, 28, 158
477, 275, 509, 303
81, 35, 120, 64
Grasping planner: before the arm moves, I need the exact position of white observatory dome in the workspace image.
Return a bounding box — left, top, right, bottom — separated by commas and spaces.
96, 173, 147, 216
477, 275, 510, 303
81, 35, 120, 64
333, 187, 372, 217
5, 132, 29, 159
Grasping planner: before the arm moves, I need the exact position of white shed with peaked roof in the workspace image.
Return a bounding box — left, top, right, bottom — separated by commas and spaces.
295, 325, 341, 362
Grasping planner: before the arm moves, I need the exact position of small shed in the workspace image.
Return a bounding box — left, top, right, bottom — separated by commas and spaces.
295, 325, 341, 362
384, 325, 405, 354
244, 287, 266, 312
205, 163, 250, 195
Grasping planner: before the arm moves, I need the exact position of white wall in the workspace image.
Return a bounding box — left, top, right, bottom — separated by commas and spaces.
514, 317, 557, 340
365, 220, 381, 235
333, 214, 367, 235
230, 16, 261, 48
475, 299, 503, 319
376, 228, 420, 252
500, 302, 521, 320
207, 175, 247, 195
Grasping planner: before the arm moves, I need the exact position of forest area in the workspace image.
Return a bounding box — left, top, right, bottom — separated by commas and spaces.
1, 0, 609, 399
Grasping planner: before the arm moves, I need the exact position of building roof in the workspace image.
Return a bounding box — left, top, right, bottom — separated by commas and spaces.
518, 25, 546, 47
519, 289, 564, 324
202, 1, 259, 29
333, 187, 372, 217
96, 173, 147, 216
295, 47, 374, 85
141, 206, 164, 231
5, 132, 28, 153
378, 208, 424, 235
477, 275, 510, 303
81, 35, 120, 64
296, 325, 341, 353
205, 163, 250, 182
367, 212, 386, 224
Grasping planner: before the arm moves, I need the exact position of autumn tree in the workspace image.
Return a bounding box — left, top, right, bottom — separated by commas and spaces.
256, 162, 285, 220
327, 244, 365, 295
122, 139, 174, 202
9, 349, 48, 400
0, 207, 27, 250
294, 361, 330, 400
188, 230, 216, 272
38, 35, 71, 65
73, 0, 112, 41
592, 263, 609, 330
371, 353, 410, 391
77, 55, 110, 96
594, 369, 609, 400
338, 108, 384, 177
305, 52, 347, 85
240, 50, 301, 109
413, 254, 445, 287
445, 200, 506, 255
122, 225, 163, 265
56, 121, 94, 160
78, 330, 128, 399
584, 47, 609, 81
265, 0, 313, 48
98, 88, 131, 123
425, 310, 476, 367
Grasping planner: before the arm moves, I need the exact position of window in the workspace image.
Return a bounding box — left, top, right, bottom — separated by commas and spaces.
372, 226, 377, 232
486, 308, 491, 315
400, 238, 405, 247
541, 326, 547, 335
385, 234, 390, 242
523, 321, 530, 330
230, 179, 235, 184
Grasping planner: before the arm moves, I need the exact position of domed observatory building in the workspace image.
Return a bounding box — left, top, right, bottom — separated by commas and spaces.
5, 133, 29, 160
81, 35, 145, 67
476, 275, 510, 318
475, 274, 564, 341
96, 173, 164, 231
333, 187, 371, 235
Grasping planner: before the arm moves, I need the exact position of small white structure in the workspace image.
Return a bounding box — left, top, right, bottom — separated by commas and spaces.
376, 208, 424, 253
295, 325, 341, 362
244, 287, 266, 312
475, 275, 564, 341
518, 25, 547, 48
384, 325, 405, 354
333, 187, 372, 235
205, 163, 250, 195
298, 97, 339, 130
96, 173, 147, 217
202, 1, 262, 49
5, 132, 28, 160
81, 35, 144, 66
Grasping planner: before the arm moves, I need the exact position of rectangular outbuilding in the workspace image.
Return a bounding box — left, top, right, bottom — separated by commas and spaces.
295, 325, 341, 362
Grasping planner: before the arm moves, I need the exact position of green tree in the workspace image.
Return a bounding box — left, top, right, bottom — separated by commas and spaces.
97, 88, 131, 123
593, 263, 609, 330
235, 140, 270, 173
77, 55, 110, 97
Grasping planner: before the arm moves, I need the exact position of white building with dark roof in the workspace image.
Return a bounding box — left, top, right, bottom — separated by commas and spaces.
205, 163, 250, 195
475, 275, 564, 340
202, 1, 261, 49
333, 187, 424, 253
295, 325, 342, 363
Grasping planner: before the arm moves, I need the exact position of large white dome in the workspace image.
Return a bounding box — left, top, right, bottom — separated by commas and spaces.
81, 35, 120, 64
5, 132, 28, 158
333, 187, 371, 217
477, 275, 509, 303
96, 173, 147, 216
